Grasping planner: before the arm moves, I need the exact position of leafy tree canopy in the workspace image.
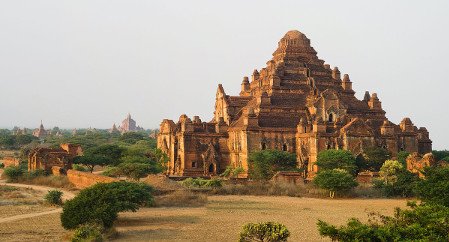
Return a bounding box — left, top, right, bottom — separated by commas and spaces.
248, 150, 297, 180
317, 202, 449, 242
313, 169, 358, 198
432, 150, 449, 162
316, 149, 357, 175
415, 166, 449, 207
60, 181, 153, 229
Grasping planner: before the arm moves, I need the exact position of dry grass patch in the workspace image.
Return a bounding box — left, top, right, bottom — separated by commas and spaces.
0, 185, 54, 218
154, 190, 207, 207
0, 212, 66, 241
18, 175, 75, 190
114, 195, 407, 242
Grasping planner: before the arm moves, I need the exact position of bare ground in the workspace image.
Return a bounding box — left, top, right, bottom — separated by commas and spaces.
113, 195, 407, 242
0, 173, 407, 242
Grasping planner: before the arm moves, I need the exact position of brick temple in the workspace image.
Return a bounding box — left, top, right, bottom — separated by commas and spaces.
157, 30, 432, 178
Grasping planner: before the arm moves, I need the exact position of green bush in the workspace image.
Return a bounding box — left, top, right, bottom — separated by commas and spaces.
317, 202, 449, 241
45, 190, 63, 206
181, 178, 222, 188
316, 149, 357, 175
71, 223, 103, 242
61, 181, 153, 229
313, 169, 358, 198
415, 166, 449, 207
239, 222, 290, 242
25, 169, 47, 179
374, 160, 419, 197
3, 166, 23, 182
220, 166, 245, 178
0, 163, 4, 169
249, 150, 297, 180
72, 164, 88, 172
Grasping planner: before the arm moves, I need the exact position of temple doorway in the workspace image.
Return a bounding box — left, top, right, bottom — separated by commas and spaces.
208, 164, 215, 173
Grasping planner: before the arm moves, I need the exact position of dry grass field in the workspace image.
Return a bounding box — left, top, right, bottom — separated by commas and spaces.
0, 185, 53, 218
114, 195, 407, 242
0, 190, 408, 241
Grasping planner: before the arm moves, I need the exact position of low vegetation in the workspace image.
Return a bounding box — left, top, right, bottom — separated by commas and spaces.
61, 181, 153, 229
44, 190, 63, 206
180, 177, 222, 188
317, 156, 449, 241
239, 222, 290, 242
373, 160, 419, 197
154, 190, 208, 207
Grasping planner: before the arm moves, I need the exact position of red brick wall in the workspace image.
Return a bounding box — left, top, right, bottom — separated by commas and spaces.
67, 169, 118, 189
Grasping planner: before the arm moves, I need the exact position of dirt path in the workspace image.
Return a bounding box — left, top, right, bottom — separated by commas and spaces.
0, 181, 76, 201
0, 173, 76, 224
0, 208, 63, 224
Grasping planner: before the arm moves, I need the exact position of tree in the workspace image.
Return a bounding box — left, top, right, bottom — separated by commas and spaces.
119, 132, 147, 144
60, 181, 153, 229
239, 222, 290, 242
355, 147, 390, 172
374, 160, 419, 197
114, 162, 157, 180
316, 150, 357, 175
378, 160, 404, 184
397, 151, 410, 167
432, 150, 449, 161
415, 166, 449, 207
317, 202, 449, 241
73, 155, 110, 173
248, 150, 297, 180
313, 169, 358, 198
87, 144, 124, 165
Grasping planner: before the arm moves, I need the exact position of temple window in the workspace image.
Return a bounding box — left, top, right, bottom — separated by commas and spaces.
282, 144, 288, 151
192, 161, 197, 168
261, 142, 267, 150
329, 113, 334, 122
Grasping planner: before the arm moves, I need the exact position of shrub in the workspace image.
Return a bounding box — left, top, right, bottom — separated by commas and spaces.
316, 150, 357, 175
249, 150, 297, 180
239, 222, 290, 242
220, 166, 245, 178
374, 170, 419, 197
0, 163, 4, 169
317, 202, 449, 241
415, 166, 449, 206
181, 178, 222, 188
45, 190, 63, 206
3, 166, 23, 182
71, 223, 103, 242
61, 181, 153, 229
313, 169, 358, 198
72, 164, 88, 172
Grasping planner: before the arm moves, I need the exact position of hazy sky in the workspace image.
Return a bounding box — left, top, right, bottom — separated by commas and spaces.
0, 1, 448, 149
